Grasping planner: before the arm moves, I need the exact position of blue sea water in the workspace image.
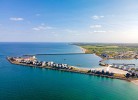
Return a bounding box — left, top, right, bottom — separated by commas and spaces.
0, 42, 138, 100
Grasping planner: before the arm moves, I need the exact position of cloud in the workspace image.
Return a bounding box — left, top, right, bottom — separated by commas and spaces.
9, 17, 24, 21
89, 30, 114, 34
91, 15, 104, 20
93, 30, 106, 33
32, 24, 53, 31
64, 29, 77, 33
32, 27, 40, 31
90, 25, 102, 28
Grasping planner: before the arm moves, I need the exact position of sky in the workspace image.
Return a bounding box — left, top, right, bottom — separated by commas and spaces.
0, 0, 138, 43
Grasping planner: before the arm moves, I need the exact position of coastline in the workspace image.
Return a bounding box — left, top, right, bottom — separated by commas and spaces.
7, 56, 136, 84
6, 44, 138, 86
78, 46, 138, 85
79, 46, 137, 60
78, 46, 104, 59
90, 67, 128, 74
78, 46, 87, 53
131, 80, 138, 85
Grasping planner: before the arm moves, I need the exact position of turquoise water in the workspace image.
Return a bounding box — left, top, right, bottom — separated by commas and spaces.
0, 42, 138, 100
37, 54, 101, 68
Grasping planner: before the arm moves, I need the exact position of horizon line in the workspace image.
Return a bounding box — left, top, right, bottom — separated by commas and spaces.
0, 41, 138, 44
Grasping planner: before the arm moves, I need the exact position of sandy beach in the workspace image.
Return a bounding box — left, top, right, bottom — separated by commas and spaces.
92, 67, 128, 74
81, 66, 128, 74
79, 47, 87, 53
131, 80, 138, 85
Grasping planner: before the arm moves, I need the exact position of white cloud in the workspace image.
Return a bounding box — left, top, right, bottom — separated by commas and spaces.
93, 30, 106, 33
64, 29, 77, 33
9, 17, 24, 21
32, 25, 53, 31
90, 25, 102, 28
89, 30, 114, 34
91, 15, 104, 20
32, 27, 40, 31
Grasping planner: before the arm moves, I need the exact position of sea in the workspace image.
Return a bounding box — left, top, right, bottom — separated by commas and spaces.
0, 42, 138, 100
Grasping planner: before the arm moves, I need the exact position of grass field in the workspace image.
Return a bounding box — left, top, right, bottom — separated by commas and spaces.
73, 43, 138, 59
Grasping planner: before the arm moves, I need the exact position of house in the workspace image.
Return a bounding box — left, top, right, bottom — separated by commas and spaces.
101, 53, 108, 58
42, 61, 46, 66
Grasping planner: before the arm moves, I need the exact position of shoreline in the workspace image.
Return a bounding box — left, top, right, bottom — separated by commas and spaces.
79, 46, 137, 60
6, 44, 138, 86
131, 80, 138, 85
78, 46, 87, 53
7, 56, 137, 85
78, 46, 138, 85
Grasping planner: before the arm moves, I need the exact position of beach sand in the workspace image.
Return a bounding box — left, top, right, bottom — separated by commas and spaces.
131, 80, 138, 85
79, 66, 128, 74
79, 47, 87, 53
93, 67, 128, 74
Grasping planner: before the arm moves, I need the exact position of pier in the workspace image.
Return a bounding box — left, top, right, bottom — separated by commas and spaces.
23, 53, 91, 56
113, 63, 135, 66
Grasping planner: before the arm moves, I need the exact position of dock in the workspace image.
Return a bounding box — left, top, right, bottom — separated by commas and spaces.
113, 63, 135, 66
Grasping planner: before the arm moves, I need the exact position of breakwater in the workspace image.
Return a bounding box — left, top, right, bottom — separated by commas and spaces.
7, 56, 132, 81
23, 53, 91, 56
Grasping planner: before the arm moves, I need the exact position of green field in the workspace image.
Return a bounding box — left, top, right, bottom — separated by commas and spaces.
73, 43, 138, 58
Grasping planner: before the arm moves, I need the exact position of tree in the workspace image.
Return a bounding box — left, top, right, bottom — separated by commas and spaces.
87, 70, 91, 73
101, 70, 105, 74
131, 73, 135, 77
126, 73, 130, 78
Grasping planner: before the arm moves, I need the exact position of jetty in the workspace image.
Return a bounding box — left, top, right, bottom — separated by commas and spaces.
113, 63, 135, 66
7, 55, 135, 81
23, 53, 91, 56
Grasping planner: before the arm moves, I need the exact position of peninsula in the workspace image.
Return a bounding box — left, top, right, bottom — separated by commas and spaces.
7, 55, 138, 85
